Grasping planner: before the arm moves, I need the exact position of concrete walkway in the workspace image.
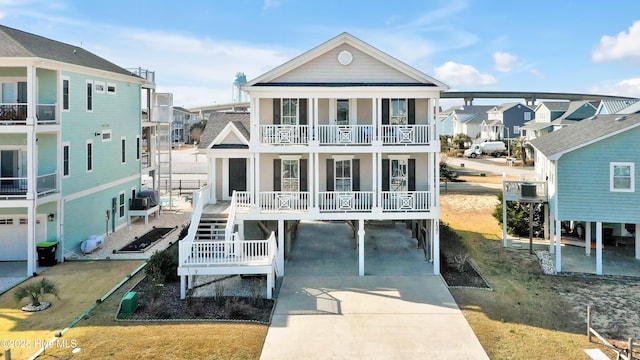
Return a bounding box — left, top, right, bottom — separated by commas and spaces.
260, 221, 489, 359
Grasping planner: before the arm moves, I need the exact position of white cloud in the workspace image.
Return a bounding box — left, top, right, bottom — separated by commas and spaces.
493, 51, 517, 72
0, 11, 5, 19
592, 21, 640, 62
433, 61, 497, 87
590, 78, 640, 98
262, 0, 280, 11
529, 68, 545, 79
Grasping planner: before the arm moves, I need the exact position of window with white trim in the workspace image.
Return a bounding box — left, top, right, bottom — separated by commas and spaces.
121, 137, 126, 164
86, 140, 93, 172
107, 83, 116, 94
86, 81, 93, 111
390, 99, 408, 125
335, 159, 352, 191
390, 159, 408, 191
62, 77, 70, 111
101, 130, 112, 142
281, 159, 299, 192
282, 98, 298, 125
136, 136, 141, 161
610, 162, 634, 192
95, 81, 105, 94
62, 142, 70, 177
524, 112, 531, 121
118, 192, 125, 218
336, 99, 349, 125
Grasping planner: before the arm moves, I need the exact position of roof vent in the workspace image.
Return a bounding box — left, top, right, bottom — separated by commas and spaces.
615, 116, 626, 122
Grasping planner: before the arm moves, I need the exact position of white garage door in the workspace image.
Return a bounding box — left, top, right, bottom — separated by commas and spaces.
0, 215, 46, 261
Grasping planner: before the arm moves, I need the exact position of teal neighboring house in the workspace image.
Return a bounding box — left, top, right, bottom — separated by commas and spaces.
529, 114, 640, 274
0, 25, 148, 275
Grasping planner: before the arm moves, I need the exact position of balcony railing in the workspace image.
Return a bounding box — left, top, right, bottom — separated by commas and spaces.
318, 191, 374, 212
181, 237, 272, 266
261, 125, 310, 145
0, 172, 58, 199
258, 191, 309, 212
503, 180, 548, 202
258, 124, 432, 145
380, 191, 430, 212
317, 125, 373, 145
0, 103, 58, 125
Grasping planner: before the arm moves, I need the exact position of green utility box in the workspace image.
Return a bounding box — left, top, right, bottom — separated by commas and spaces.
121, 291, 138, 314
36, 241, 59, 266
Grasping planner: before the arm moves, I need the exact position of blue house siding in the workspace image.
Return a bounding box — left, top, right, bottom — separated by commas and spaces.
63, 178, 139, 251
60, 71, 141, 197
440, 114, 454, 136
557, 127, 640, 223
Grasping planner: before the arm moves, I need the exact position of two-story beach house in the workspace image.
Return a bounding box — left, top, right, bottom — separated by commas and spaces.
0, 25, 149, 276
178, 33, 448, 299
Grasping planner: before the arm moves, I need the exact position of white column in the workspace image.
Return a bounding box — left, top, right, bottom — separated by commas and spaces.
433, 219, 440, 275
208, 156, 217, 203
255, 154, 260, 207
358, 220, 365, 276
502, 173, 508, 247
249, 154, 255, 205
308, 152, 314, 208
555, 219, 561, 273
27, 65, 36, 125
250, 97, 260, 147
180, 276, 186, 299
238, 220, 245, 240
222, 158, 229, 200
635, 224, 640, 260
27, 204, 36, 275
278, 220, 285, 276
371, 153, 377, 207
371, 97, 377, 141
595, 222, 603, 275
314, 152, 320, 208
549, 215, 555, 254
585, 221, 592, 256
377, 152, 382, 208
266, 271, 273, 299
543, 204, 549, 239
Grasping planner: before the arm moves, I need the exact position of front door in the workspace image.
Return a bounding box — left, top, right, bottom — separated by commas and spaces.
228, 158, 247, 197
0, 150, 18, 190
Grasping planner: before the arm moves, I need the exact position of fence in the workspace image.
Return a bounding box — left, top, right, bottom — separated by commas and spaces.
160, 179, 206, 195
587, 305, 638, 360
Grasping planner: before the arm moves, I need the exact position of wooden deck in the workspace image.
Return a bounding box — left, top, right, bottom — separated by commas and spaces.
202, 201, 231, 216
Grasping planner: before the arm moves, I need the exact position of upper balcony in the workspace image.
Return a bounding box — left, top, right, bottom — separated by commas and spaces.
259, 124, 433, 146
0, 172, 58, 200
0, 103, 58, 126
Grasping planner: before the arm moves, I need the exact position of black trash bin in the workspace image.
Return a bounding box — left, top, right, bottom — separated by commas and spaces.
36, 241, 58, 266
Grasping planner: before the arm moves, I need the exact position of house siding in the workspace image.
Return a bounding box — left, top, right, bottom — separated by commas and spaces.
557, 127, 640, 223
272, 44, 419, 84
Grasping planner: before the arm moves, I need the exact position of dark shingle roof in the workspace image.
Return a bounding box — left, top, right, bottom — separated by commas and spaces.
0, 25, 135, 77
537, 101, 570, 112
529, 114, 640, 159
198, 112, 250, 149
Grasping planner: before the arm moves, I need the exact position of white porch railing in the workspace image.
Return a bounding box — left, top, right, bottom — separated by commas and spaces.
258, 191, 309, 212
225, 190, 239, 244
317, 125, 373, 145
381, 125, 430, 145
181, 237, 272, 266
178, 185, 209, 266
380, 191, 430, 212
235, 191, 252, 213
260, 125, 309, 145
318, 191, 374, 212
503, 180, 548, 202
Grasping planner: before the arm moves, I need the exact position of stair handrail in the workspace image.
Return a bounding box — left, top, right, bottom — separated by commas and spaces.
225, 190, 238, 245
179, 185, 209, 265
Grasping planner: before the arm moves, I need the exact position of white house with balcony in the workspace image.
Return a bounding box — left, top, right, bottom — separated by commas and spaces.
178, 32, 448, 299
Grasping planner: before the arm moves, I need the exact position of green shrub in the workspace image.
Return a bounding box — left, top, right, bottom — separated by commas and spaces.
146, 244, 179, 283
492, 191, 544, 237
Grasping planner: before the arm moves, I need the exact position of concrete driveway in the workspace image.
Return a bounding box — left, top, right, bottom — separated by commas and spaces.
260, 221, 489, 359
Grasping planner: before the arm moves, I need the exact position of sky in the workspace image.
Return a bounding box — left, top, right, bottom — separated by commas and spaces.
2, 0, 640, 109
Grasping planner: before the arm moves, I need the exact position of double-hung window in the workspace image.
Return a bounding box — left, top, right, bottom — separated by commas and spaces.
335, 159, 352, 191
121, 137, 126, 164
118, 192, 125, 218
390, 99, 408, 125
281, 159, 299, 192
390, 159, 408, 191
282, 99, 298, 125
86, 140, 93, 172
610, 162, 634, 192
86, 81, 93, 111
62, 142, 70, 177
62, 77, 70, 111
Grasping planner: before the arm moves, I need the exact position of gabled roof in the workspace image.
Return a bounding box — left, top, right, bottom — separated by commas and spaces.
596, 98, 639, 115
173, 106, 194, 115
198, 112, 250, 149
489, 103, 533, 113
617, 100, 640, 114
244, 32, 448, 89
534, 101, 570, 113
529, 114, 640, 160
0, 25, 137, 77
553, 100, 597, 121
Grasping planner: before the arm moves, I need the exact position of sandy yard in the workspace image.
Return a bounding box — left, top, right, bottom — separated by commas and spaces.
442, 175, 640, 346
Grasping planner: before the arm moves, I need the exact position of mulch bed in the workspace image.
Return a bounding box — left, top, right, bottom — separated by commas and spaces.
117, 277, 274, 323
441, 254, 491, 289
116, 227, 176, 253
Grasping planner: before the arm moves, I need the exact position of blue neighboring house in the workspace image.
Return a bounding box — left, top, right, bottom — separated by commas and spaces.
529, 114, 640, 274
482, 103, 534, 141
0, 25, 150, 276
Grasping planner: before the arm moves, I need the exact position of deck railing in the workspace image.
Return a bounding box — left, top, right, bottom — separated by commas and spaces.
318, 191, 374, 212
260, 125, 309, 145
0, 172, 58, 198
503, 180, 548, 201
317, 125, 373, 145
178, 186, 209, 265
224, 191, 238, 244
381, 125, 430, 144
258, 191, 309, 212
0, 103, 58, 125
235, 191, 252, 213
181, 237, 272, 266
380, 191, 430, 211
